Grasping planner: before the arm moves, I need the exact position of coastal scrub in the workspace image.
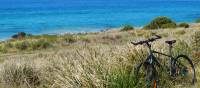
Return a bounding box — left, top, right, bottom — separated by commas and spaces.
121, 25, 134, 31
144, 16, 176, 29
179, 23, 189, 28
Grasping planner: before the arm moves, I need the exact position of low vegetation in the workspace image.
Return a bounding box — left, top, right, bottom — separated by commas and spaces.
0, 39, 52, 52
1, 62, 40, 86
120, 25, 134, 31
0, 22, 199, 88
179, 22, 189, 28
144, 16, 177, 29
196, 18, 200, 23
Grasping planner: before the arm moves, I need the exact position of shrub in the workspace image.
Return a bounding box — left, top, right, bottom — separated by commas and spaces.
11, 32, 27, 39
161, 23, 176, 28
179, 23, 189, 28
15, 41, 29, 50
11, 34, 18, 39
63, 34, 77, 43
41, 34, 59, 42
18, 32, 26, 39
144, 16, 176, 29
79, 36, 91, 43
2, 63, 40, 86
30, 40, 51, 50
0, 45, 7, 53
4, 42, 13, 48
196, 18, 200, 23
121, 25, 134, 31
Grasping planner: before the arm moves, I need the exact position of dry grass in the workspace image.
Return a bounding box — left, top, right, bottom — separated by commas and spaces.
0, 23, 199, 88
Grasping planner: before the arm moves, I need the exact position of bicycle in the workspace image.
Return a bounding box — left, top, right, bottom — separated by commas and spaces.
131, 35, 196, 88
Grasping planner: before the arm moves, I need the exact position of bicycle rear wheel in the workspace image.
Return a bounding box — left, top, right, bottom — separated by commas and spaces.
172, 55, 196, 85
134, 62, 159, 88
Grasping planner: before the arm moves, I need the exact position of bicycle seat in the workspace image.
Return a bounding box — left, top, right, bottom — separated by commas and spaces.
165, 40, 176, 45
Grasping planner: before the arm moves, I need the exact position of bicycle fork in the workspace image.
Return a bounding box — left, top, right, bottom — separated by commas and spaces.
145, 63, 159, 88
145, 55, 160, 88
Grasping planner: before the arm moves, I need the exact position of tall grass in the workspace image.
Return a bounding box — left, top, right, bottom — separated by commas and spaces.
0, 24, 199, 88
0, 60, 41, 87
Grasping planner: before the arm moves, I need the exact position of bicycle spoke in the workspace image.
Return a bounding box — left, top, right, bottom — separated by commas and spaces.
173, 55, 195, 85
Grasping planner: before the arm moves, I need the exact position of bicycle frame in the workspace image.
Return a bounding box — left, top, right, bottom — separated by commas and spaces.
134, 36, 197, 86
145, 42, 175, 75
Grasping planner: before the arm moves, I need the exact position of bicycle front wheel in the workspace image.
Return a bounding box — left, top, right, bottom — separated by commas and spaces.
134, 62, 159, 88
172, 55, 196, 85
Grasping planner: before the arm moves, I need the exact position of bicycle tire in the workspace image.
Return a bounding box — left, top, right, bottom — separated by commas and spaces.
134, 62, 159, 88
172, 55, 196, 85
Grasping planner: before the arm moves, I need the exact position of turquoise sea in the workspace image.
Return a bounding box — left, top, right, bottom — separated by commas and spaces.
0, 0, 200, 40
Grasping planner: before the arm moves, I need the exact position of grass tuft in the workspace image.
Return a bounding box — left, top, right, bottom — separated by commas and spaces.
1, 62, 41, 87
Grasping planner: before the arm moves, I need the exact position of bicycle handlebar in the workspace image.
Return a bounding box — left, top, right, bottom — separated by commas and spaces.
131, 35, 162, 45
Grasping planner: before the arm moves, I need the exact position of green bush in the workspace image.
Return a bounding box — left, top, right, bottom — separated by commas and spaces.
15, 41, 29, 50
196, 18, 200, 23
0, 45, 7, 53
27, 34, 59, 42
63, 34, 77, 43
4, 42, 13, 48
121, 25, 134, 31
41, 34, 59, 42
144, 16, 177, 29
30, 40, 51, 50
161, 23, 176, 28
179, 23, 189, 28
79, 36, 91, 43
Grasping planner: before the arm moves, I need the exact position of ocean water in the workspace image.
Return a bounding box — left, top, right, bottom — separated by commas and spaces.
0, 0, 200, 40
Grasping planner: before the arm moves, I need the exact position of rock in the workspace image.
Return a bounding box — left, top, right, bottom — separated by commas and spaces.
11, 34, 19, 39
11, 32, 27, 39
18, 32, 26, 39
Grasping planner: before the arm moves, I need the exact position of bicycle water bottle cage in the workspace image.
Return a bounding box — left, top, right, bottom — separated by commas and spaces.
144, 61, 151, 69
